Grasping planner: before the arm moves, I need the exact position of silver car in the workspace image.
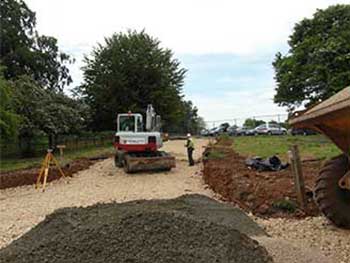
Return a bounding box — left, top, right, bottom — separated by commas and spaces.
255, 123, 287, 135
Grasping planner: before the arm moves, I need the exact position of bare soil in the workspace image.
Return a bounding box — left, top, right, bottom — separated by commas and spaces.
202, 138, 320, 218
0, 157, 110, 190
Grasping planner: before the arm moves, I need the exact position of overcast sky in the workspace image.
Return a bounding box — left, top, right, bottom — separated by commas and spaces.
26, 0, 348, 125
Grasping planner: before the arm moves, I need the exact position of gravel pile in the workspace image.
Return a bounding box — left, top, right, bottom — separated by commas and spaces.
0, 195, 272, 263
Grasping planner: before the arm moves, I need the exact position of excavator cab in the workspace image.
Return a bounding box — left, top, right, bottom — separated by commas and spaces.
117, 113, 143, 132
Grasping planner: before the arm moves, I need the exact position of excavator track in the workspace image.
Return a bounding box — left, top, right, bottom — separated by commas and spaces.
314, 154, 350, 228
116, 151, 176, 173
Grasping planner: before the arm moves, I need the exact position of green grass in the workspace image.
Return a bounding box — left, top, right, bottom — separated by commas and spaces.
233, 135, 340, 161
0, 146, 115, 173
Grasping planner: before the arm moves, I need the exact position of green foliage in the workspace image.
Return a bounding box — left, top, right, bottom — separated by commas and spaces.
0, 144, 114, 172
206, 150, 226, 160
273, 4, 350, 110
170, 100, 202, 134
78, 30, 200, 132
218, 133, 232, 143
272, 199, 297, 213
11, 76, 90, 152
0, 0, 73, 91
243, 118, 265, 128
0, 70, 20, 141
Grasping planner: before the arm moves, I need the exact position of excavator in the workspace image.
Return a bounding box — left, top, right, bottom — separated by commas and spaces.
113, 105, 175, 173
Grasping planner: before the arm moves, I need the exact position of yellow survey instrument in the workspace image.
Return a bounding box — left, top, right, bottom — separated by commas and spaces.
36, 149, 65, 192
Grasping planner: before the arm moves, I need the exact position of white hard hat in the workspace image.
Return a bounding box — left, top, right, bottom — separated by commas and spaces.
187, 133, 191, 137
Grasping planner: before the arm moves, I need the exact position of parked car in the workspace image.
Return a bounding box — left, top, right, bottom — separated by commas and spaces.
200, 129, 209, 136
254, 123, 287, 135
208, 125, 229, 136
208, 127, 220, 136
227, 126, 238, 136
235, 127, 257, 136
290, 128, 317, 136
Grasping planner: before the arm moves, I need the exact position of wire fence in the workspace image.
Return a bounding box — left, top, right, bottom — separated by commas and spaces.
0, 133, 115, 159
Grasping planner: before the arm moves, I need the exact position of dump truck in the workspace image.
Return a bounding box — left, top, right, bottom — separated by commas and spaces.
290, 87, 350, 228
113, 105, 176, 173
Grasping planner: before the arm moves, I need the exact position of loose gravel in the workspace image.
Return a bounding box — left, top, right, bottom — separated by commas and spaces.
257, 216, 350, 263
0, 195, 272, 263
1, 139, 350, 262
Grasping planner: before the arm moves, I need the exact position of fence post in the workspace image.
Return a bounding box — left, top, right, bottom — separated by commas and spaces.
288, 145, 306, 210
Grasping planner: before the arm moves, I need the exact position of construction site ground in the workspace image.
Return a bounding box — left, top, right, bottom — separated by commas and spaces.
0, 139, 349, 262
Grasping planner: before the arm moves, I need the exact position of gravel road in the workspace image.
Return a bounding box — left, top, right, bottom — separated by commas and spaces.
0, 138, 348, 262
257, 216, 350, 263
0, 139, 213, 248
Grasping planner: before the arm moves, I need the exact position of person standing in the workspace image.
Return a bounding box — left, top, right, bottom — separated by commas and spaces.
185, 133, 195, 166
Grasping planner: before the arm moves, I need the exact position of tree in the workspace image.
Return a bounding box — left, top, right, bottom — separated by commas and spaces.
0, 68, 20, 141
177, 100, 202, 134
0, 0, 73, 91
273, 4, 350, 110
243, 118, 265, 128
196, 117, 207, 131
78, 30, 187, 131
12, 76, 89, 154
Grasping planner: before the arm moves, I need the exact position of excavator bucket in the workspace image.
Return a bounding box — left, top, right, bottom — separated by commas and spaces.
124, 151, 176, 173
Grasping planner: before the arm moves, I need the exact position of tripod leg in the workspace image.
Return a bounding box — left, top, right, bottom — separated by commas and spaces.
42, 168, 49, 192
36, 153, 49, 189
52, 156, 65, 178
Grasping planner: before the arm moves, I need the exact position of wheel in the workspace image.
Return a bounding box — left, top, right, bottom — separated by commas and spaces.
314, 154, 350, 228
267, 131, 272, 136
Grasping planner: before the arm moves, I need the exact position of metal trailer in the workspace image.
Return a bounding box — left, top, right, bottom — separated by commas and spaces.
289, 87, 350, 228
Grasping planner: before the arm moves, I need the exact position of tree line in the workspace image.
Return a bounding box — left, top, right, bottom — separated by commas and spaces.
0, 0, 203, 156
273, 4, 350, 111
1, 0, 349, 155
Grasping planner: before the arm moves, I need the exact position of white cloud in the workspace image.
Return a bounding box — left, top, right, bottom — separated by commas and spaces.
27, 0, 346, 55
186, 87, 288, 126
25, 0, 347, 121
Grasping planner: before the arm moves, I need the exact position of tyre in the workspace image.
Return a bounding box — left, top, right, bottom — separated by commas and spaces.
267, 131, 272, 136
314, 154, 350, 228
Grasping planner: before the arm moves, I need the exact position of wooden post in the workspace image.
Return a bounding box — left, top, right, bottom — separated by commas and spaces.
288, 145, 306, 209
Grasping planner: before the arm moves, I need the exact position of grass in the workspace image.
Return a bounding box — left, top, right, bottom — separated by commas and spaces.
272, 199, 297, 213
0, 145, 115, 173
205, 150, 226, 160
233, 135, 340, 161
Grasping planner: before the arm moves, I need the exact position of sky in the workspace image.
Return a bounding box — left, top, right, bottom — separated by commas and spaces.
26, 0, 348, 126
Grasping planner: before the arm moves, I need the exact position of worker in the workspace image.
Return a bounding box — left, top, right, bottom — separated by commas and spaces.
185, 133, 195, 166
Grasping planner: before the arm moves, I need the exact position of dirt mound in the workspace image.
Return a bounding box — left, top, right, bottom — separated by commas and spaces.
203, 144, 320, 218
0, 195, 272, 263
0, 158, 97, 189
